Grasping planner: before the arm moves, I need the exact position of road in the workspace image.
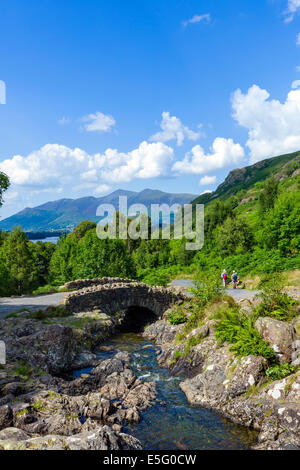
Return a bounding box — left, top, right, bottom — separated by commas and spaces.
170, 279, 259, 301
0, 292, 68, 319
0, 281, 259, 319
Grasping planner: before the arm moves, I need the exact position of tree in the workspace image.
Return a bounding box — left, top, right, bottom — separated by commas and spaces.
259, 176, 279, 212
1, 227, 37, 294
216, 217, 254, 256
261, 192, 300, 255
49, 235, 77, 285
74, 231, 136, 279
0, 171, 9, 209
205, 201, 234, 236
30, 241, 56, 286
70, 220, 96, 241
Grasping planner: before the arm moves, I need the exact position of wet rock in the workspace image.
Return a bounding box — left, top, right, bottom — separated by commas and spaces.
255, 317, 296, 363
144, 320, 183, 344
72, 352, 98, 370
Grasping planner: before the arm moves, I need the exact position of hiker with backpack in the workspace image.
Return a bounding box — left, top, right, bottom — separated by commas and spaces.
221, 269, 228, 288
231, 271, 239, 289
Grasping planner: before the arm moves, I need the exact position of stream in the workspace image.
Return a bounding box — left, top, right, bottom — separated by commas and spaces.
73, 332, 258, 450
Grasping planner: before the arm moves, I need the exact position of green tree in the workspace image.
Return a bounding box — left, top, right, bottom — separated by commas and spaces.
1, 227, 37, 294
74, 230, 136, 279
261, 191, 300, 255
70, 220, 97, 241
30, 241, 56, 286
0, 171, 9, 209
259, 176, 279, 212
49, 235, 77, 285
216, 217, 254, 256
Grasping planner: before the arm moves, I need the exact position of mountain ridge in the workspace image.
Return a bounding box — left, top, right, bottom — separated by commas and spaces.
0, 188, 198, 232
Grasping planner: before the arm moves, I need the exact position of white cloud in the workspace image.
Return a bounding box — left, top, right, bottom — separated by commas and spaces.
150, 112, 201, 146
297, 33, 300, 45
183, 14, 211, 28
0, 142, 174, 193
232, 84, 300, 163
94, 184, 111, 196
292, 80, 300, 89
200, 190, 213, 195
199, 175, 217, 186
58, 116, 70, 125
81, 111, 116, 132
284, 0, 300, 22
172, 138, 245, 175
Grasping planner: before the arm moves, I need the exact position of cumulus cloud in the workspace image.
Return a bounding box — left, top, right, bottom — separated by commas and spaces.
172, 138, 245, 175
81, 111, 116, 132
232, 84, 300, 163
150, 112, 201, 146
0, 141, 174, 194
199, 175, 217, 186
284, 0, 300, 22
94, 184, 111, 196
182, 14, 211, 27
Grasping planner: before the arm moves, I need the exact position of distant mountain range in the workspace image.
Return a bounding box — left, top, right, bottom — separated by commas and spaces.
0, 189, 198, 232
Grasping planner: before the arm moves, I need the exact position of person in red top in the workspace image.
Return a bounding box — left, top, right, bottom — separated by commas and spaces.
221, 269, 228, 288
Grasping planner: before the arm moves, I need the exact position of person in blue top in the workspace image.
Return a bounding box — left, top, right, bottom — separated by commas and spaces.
231, 271, 239, 289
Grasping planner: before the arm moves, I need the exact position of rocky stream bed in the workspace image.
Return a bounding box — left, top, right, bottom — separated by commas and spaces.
0, 280, 300, 450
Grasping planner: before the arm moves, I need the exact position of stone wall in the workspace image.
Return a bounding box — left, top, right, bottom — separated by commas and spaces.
65, 279, 187, 318
64, 277, 135, 291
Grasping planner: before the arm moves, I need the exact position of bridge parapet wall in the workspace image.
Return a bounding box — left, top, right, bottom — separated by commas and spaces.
65, 279, 187, 317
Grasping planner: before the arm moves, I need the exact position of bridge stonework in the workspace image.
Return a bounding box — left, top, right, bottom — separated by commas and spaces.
64, 278, 187, 318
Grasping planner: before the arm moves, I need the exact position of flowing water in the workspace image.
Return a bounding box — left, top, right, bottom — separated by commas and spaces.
74, 332, 258, 450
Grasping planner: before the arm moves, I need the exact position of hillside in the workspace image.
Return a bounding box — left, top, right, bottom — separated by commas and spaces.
192, 150, 300, 206
0, 188, 197, 232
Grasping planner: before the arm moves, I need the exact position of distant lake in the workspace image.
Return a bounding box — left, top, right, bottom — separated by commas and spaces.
29, 236, 60, 244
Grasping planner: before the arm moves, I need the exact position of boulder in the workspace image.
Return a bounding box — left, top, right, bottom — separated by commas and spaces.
0, 405, 13, 429
227, 356, 268, 398
0, 425, 142, 450
255, 317, 296, 363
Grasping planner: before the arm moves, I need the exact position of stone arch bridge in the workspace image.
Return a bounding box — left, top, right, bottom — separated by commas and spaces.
64, 277, 187, 319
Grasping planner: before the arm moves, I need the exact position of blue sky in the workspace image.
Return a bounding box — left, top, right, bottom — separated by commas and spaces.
1, 0, 300, 217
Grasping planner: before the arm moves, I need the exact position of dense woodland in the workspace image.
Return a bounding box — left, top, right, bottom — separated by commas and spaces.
0, 155, 299, 297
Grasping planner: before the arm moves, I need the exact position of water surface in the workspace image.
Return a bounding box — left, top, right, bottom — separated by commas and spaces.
74, 332, 258, 450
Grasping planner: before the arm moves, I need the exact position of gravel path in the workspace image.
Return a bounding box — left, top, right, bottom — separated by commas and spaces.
170, 279, 260, 301
0, 292, 68, 319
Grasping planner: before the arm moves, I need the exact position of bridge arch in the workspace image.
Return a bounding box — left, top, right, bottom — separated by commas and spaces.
65, 279, 187, 322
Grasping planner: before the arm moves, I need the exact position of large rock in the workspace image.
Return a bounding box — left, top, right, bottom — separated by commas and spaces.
0, 425, 142, 450
255, 317, 296, 363
0, 318, 77, 374
227, 356, 268, 398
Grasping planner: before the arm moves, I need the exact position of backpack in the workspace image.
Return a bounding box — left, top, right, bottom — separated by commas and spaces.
223, 273, 227, 280
232, 274, 238, 281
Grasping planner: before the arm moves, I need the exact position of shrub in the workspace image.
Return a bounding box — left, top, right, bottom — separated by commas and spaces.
168, 311, 187, 326
192, 270, 224, 308
266, 363, 295, 382
255, 275, 298, 322
214, 308, 276, 360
